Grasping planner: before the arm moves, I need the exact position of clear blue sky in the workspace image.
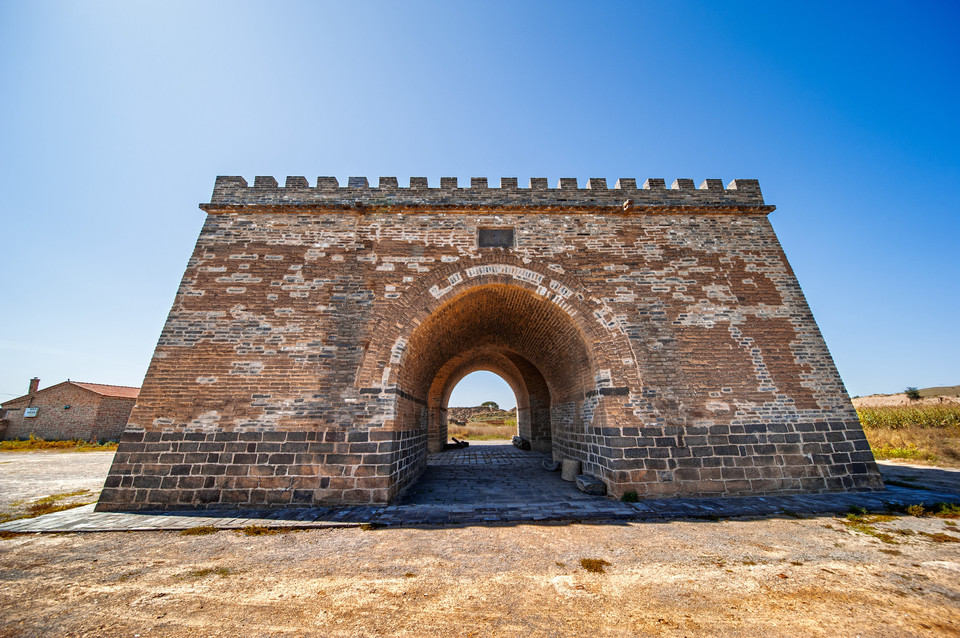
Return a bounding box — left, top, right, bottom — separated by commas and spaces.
1, 1, 957, 409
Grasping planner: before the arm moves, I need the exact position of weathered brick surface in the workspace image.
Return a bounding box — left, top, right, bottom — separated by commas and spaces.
2, 383, 137, 442
96, 176, 882, 511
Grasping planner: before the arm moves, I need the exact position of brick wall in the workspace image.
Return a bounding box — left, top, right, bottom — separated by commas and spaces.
2, 385, 134, 441
96, 176, 882, 511
94, 396, 139, 440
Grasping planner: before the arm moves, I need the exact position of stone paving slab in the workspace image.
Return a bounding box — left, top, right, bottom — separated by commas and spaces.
2, 443, 959, 533
2, 485, 959, 533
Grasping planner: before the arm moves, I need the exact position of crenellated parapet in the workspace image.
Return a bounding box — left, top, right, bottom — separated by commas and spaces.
203, 176, 773, 214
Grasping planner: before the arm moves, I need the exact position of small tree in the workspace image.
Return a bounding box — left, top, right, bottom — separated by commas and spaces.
480, 400, 499, 410
905, 387, 921, 401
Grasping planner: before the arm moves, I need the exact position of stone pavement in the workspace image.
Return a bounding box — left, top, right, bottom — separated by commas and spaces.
2, 443, 959, 533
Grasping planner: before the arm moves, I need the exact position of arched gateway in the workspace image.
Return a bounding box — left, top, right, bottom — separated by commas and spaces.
97, 176, 882, 511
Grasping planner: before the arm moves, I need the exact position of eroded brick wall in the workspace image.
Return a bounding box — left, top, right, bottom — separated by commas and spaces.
97, 176, 882, 511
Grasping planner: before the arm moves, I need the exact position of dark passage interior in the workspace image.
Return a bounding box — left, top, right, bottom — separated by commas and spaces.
391, 283, 597, 497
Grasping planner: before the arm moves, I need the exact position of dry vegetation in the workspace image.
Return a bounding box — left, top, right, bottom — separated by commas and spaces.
0, 435, 118, 452
448, 410, 517, 441
856, 402, 960, 467
0, 489, 96, 524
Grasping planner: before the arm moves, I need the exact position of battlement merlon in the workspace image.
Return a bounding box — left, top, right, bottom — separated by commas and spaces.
202, 176, 774, 214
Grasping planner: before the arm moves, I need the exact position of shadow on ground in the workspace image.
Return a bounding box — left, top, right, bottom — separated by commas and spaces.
2, 444, 960, 532
877, 460, 960, 493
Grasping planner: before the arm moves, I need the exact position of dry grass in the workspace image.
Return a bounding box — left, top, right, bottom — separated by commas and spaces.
0, 489, 95, 523
448, 410, 517, 440
857, 404, 960, 429
448, 423, 514, 440
0, 435, 118, 452
858, 403, 960, 467
180, 525, 219, 536
239, 525, 298, 536
862, 425, 960, 466
580, 558, 612, 573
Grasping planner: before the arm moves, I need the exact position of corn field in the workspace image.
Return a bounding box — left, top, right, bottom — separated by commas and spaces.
856, 403, 960, 430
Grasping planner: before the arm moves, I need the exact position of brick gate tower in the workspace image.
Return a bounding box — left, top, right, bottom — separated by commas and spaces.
96, 176, 882, 511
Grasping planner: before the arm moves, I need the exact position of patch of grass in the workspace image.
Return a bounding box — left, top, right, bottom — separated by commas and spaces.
31, 490, 90, 504
842, 513, 898, 544
0, 490, 94, 522
933, 502, 960, 519
0, 531, 26, 540
238, 525, 297, 536
906, 504, 926, 517
359, 523, 384, 531
845, 511, 895, 524
0, 435, 118, 452
872, 444, 939, 463
920, 531, 960, 543
621, 491, 639, 503
180, 525, 219, 536
403, 572, 416, 578
25, 501, 88, 517
879, 548, 903, 556
580, 558, 611, 573
25, 490, 92, 517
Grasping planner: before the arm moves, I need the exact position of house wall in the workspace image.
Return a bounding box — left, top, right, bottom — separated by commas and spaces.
5, 386, 96, 441
2, 385, 135, 441
94, 396, 139, 440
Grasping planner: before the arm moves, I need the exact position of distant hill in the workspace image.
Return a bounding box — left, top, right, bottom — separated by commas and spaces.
916, 385, 960, 398
447, 405, 516, 426
852, 384, 960, 408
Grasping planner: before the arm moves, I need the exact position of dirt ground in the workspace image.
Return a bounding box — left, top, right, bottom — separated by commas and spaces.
0, 451, 113, 516
2, 515, 960, 637
2, 452, 960, 637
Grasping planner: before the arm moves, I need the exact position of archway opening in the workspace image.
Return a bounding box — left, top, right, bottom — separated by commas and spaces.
446, 371, 519, 443
448, 371, 518, 411
392, 283, 597, 489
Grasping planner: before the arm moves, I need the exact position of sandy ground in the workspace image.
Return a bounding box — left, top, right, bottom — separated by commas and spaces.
0, 451, 114, 511
2, 516, 960, 637
2, 451, 960, 637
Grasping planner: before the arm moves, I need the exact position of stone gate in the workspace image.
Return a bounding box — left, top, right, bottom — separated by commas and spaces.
96, 176, 883, 511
